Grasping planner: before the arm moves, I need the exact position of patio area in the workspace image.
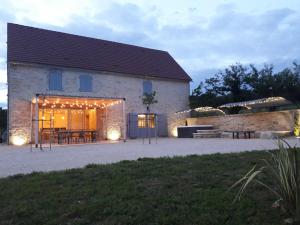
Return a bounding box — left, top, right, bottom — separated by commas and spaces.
0, 137, 299, 178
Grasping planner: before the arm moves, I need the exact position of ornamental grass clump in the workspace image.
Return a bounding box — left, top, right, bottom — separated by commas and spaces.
231, 139, 300, 224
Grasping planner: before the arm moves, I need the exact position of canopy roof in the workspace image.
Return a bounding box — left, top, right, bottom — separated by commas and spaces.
35, 95, 122, 110
218, 97, 291, 109
175, 107, 224, 114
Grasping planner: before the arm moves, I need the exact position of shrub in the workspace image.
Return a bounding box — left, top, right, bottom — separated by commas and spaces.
231, 139, 300, 224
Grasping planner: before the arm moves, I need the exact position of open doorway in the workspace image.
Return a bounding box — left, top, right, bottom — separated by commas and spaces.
33, 95, 125, 146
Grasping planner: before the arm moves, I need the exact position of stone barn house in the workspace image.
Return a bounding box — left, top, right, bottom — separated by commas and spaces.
7, 23, 191, 146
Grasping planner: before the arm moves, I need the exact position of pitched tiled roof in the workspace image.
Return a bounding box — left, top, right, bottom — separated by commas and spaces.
7, 23, 191, 81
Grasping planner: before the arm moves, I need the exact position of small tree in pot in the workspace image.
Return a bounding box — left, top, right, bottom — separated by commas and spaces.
142, 91, 158, 144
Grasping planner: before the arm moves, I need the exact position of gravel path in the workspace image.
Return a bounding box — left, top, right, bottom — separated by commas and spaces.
0, 138, 299, 178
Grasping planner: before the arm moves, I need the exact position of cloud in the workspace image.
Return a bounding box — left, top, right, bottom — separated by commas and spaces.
0, 82, 7, 106
0, 68, 6, 83
0, 0, 299, 103
0, 68, 7, 106
0, 82, 6, 89
66, 3, 159, 47
0, 103, 7, 109
0, 0, 93, 27
156, 5, 300, 77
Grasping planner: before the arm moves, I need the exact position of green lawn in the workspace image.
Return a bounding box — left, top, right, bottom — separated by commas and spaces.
0, 151, 285, 225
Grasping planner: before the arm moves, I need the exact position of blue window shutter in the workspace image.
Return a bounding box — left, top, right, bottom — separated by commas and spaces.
49, 70, 62, 90
143, 81, 152, 94
128, 113, 138, 138
79, 75, 92, 92
158, 114, 168, 137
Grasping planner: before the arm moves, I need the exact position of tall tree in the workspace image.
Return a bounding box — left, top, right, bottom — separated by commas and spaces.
191, 82, 204, 96
273, 65, 300, 102
191, 62, 300, 109
204, 63, 250, 102
245, 64, 275, 98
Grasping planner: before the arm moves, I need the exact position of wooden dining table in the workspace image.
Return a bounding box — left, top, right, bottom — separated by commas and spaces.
224, 130, 255, 139
57, 130, 97, 144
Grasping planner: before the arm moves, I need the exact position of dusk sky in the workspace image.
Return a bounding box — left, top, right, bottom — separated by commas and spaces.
0, 0, 300, 108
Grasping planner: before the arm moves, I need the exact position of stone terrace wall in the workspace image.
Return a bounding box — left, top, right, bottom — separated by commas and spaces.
187, 110, 300, 131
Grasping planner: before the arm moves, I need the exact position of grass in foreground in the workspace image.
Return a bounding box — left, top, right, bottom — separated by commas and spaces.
0, 151, 288, 225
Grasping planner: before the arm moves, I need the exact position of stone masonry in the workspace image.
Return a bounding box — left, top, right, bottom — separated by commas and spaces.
187, 110, 300, 132
8, 63, 190, 143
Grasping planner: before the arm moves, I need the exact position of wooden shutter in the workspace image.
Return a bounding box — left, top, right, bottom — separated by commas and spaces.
49, 70, 62, 90
79, 75, 92, 92
128, 113, 138, 138
157, 114, 168, 137
143, 80, 152, 94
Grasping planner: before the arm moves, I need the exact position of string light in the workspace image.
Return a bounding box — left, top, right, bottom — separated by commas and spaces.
218, 97, 289, 109
175, 107, 225, 114
36, 97, 122, 110
175, 97, 289, 115
174, 109, 192, 114
38, 97, 123, 127
194, 107, 225, 114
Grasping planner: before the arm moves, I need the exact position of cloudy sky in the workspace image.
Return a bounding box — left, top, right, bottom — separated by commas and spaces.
0, 0, 299, 108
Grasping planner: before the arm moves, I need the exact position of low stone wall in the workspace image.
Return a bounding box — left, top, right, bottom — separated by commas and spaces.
187, 110, 300, 132
169, 112, 190, 137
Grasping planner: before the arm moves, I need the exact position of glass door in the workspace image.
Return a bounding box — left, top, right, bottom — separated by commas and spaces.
70, 110, 84, 130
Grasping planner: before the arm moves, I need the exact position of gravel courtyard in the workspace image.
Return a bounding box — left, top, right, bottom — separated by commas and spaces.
0, 138, 299, 178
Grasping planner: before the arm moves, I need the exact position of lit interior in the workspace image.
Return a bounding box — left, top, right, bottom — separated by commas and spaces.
36, 96, 122, 143
137, 114, 155, 128
38, 109, 97, 130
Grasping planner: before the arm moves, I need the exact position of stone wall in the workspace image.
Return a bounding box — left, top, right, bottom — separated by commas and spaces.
106, 102, 124, 140
169, 112, 189, 137
187, 110, 300, 132
8, 63, 190, 143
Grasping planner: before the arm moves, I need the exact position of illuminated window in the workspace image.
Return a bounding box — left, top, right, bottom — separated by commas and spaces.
138, 114, 155, 128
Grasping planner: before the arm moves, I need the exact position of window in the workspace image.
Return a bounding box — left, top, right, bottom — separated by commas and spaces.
143, 80, 152, 94
138, 114, 155, 128
49, 70, 63, 91
79, 75, 92, 92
